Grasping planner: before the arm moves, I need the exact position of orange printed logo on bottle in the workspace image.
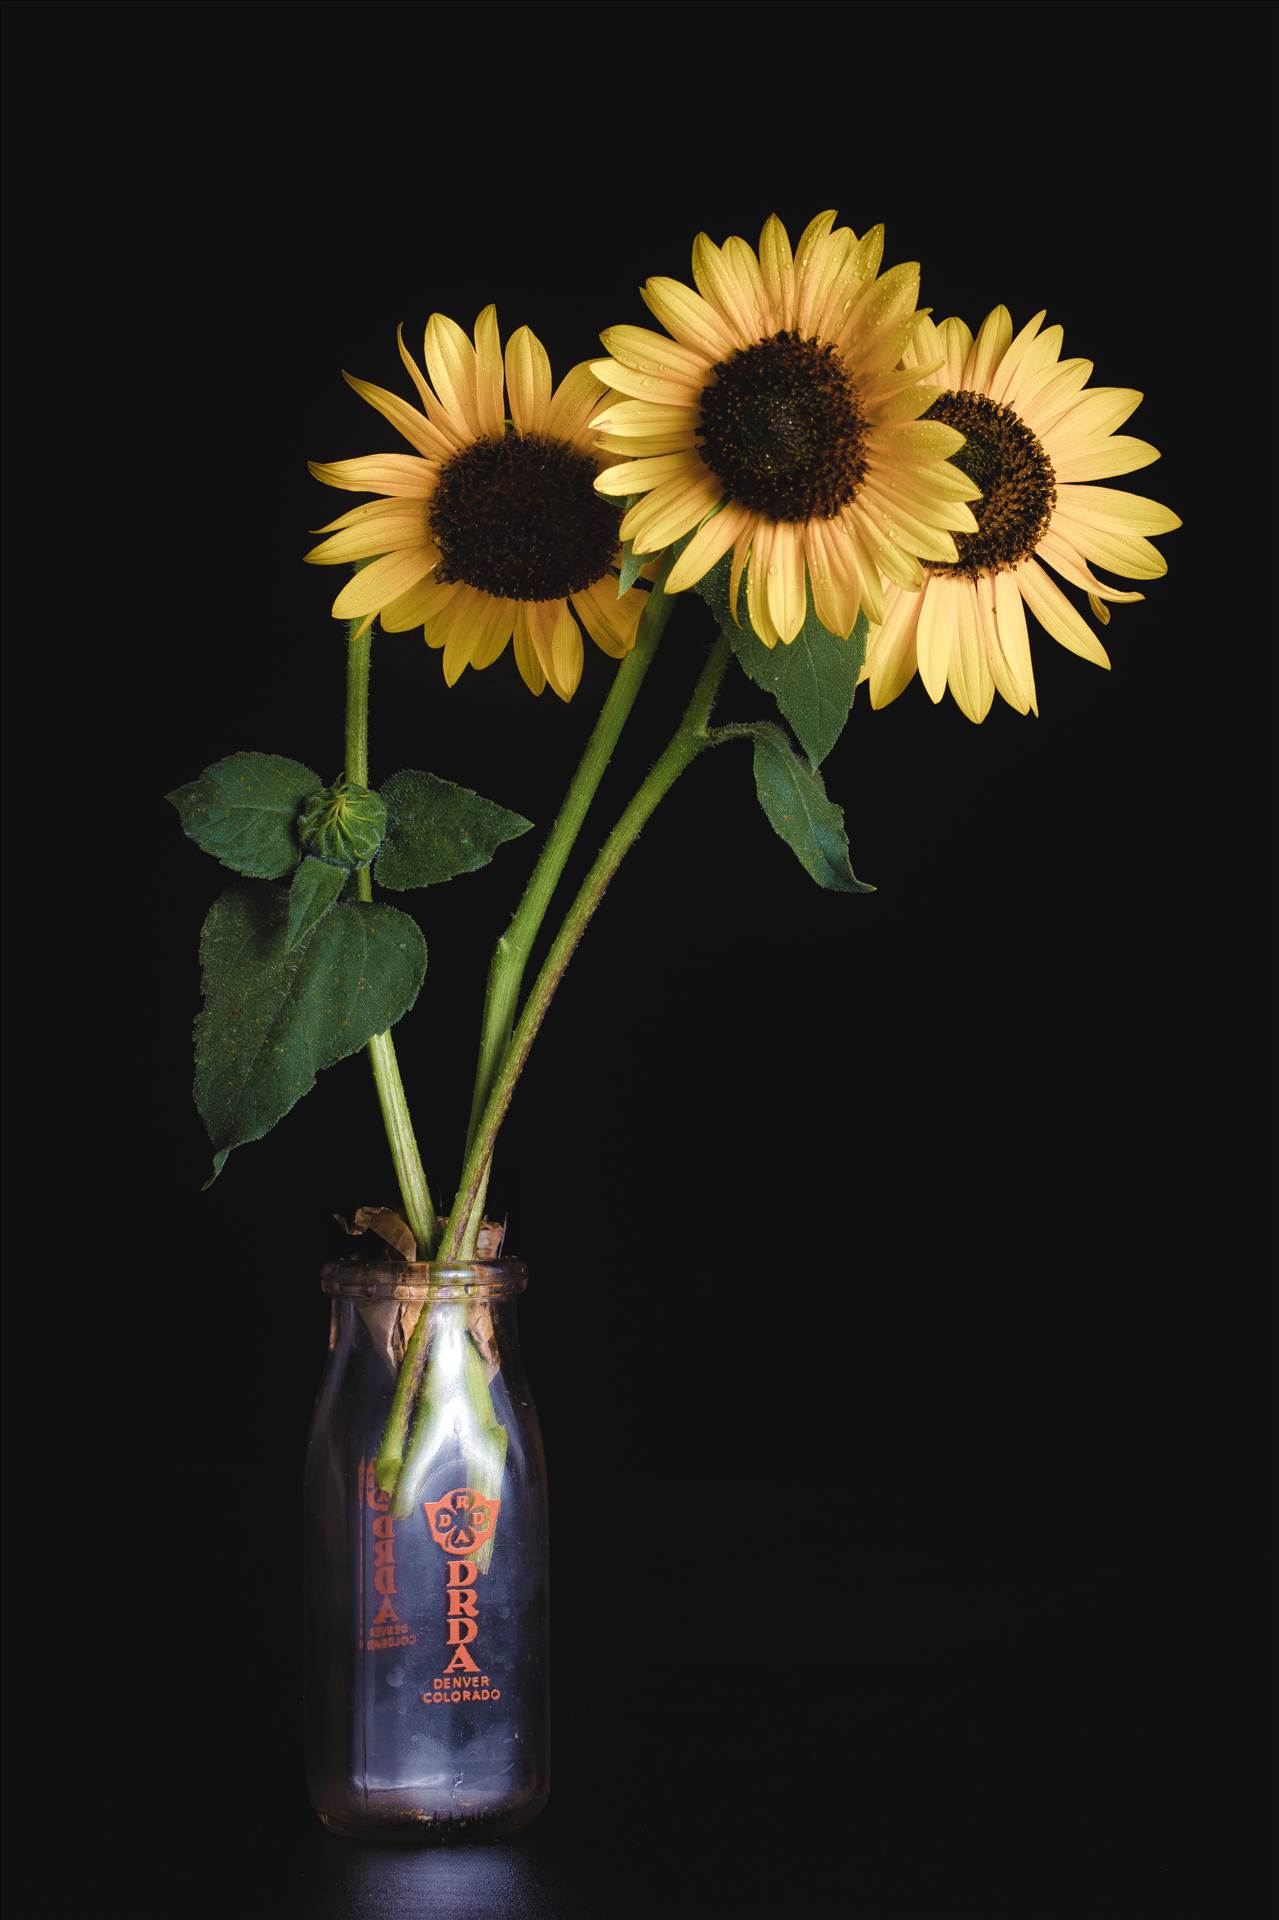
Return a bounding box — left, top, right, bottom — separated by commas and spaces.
360, 1458, 417, 1654
419, 1488, 503, 1708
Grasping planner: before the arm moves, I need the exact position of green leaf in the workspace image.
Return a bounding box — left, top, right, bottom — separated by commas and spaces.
692, 546, 868, 765
375, 770, 533, 891
284, 857, 348, 952
747, 723, 872, 893
731, 598, 868, 766
195, 885, 427, 1182
167, 751, 318, 878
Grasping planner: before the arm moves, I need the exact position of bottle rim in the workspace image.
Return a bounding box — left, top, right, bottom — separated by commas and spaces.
320, 1257, 527, 1301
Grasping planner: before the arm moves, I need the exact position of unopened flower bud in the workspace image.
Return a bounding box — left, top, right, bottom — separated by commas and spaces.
297, 777, 387, 870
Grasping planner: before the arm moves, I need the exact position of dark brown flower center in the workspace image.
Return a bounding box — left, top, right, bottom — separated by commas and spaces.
926, 390, 1056, 576
429, 433, 621, 601
697, 331, 867, 521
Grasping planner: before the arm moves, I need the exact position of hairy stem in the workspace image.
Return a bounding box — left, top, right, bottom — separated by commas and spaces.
459, 565, 678, 1210
345, 617, 437, 1257
440, 625, 733, 1262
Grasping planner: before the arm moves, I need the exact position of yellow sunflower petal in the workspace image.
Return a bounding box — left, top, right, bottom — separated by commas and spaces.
342, 372, 453, 463
1050, 436, 1161, 482
937, 317, 974, 390
866, 583, 926, 709
423, 312, 482, 439
997, 325, 1066, 409
1016, 557, 1111, 666
1053, 485, 1181, 537
665, 502, 750, 593
971, 574, 1027, 714
757, 213, 797, 330
624, 473, 723, 552
331, 547, 436, 618
691, 232, 764, 346
512, 606, 547, 696
307, 454, 435, 498
640, 276, 736, 360
1037, 527, 1146, 602
1048, 512, 1169, 581
767, 522, 808, 644
847, 505, 925, 592
571, 578, 638, 657
728, 525, 751, 625
550, 600, 584, 699
963, 306, 1015, 394
804, 519, 860, 638
946, 576, 995, 723
310, 496, 428, 536
469, 594, 517, 671
393, 327, 469, 454
915, 574, 959, 702
991, 570, 1038, 714
546, 362, 610, 447
597, 452, 703, 498
1047, 387, 1145, 448
380, 573, 456, 633
505, 325, 552, 434
1014, 357, 1095, 436
472, 305, 505, 439
746, 522, 783, 648
985, 310, 1048, 406
588, 356, 703, 407
305, 516, 429, 565
832, 512, 884, 627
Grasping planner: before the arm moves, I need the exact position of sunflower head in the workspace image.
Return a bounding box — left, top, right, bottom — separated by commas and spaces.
860, 306, 1181, 722
591, 211, 982, 649
306, 309, 654, 700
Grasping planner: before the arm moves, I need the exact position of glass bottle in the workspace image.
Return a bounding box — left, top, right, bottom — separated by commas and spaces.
304, 1258, 549, 1841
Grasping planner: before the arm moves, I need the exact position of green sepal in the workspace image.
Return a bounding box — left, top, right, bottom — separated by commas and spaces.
195, 884, 427, 1183
284, 857, 349, 952
692, 543, 868, 765
618, 539, 644, 596
614, 495, 644, 597
297, 776, 388, 869
375, 770, 533, 891
167, 751, 319, 878
745, 723, 872, 893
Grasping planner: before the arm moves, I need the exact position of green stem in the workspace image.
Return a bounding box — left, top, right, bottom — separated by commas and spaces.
460, 564, 678, 1187
345, 617, 438, 1258
440, 626, 733, 1265
377, 572, 677, 1492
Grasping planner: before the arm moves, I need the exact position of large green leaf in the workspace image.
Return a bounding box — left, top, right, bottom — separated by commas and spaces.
375, 770, 533, 891
167, 751, 317, 878
747, 724, 871, 893
195, 885, 427, 1183
693, 546, 868, 764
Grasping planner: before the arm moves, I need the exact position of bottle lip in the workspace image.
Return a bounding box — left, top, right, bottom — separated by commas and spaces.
321, 1257, 527, 1301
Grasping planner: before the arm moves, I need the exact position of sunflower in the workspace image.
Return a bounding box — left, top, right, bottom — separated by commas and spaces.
306, 309, 651, 699
589, 211, 981, 647
861, 307, 1181, 721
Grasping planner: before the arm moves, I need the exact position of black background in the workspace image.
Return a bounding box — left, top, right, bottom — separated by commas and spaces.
3, 4, 1272, 1915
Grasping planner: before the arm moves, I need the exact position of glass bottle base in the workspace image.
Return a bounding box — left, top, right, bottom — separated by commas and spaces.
313, 1789, 549, 1845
